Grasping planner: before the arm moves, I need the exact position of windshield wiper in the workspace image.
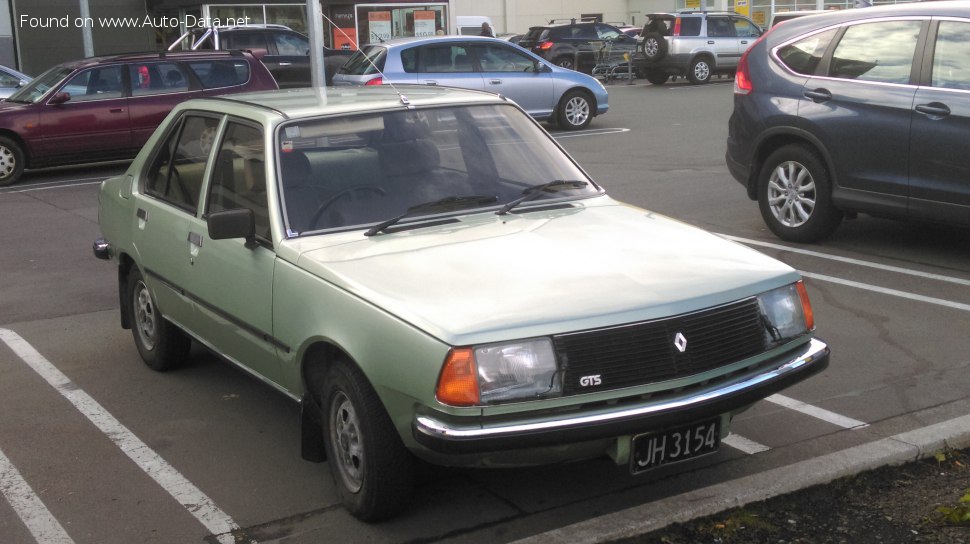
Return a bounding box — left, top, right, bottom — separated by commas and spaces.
496, 180, 588, 215
364, 195, 498, 237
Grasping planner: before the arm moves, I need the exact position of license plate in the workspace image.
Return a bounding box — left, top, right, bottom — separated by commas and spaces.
630, 419, 720, 474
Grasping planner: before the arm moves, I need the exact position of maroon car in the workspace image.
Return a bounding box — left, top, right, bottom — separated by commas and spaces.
0, 50, 277, 186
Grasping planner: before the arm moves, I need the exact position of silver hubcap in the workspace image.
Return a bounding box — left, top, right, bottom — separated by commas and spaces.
693, 61, 710, 81
645, 39, 659, 57
558, 59, 573, 69
0, 145, 15, 179
564, 96, 589, 127
767, 160, 817, 228
330, 392, 364, 493
133, 280, 158, 351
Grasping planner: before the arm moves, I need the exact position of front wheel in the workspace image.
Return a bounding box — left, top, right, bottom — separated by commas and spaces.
321, 360, 413, 521
553, 55, 575, 70
687, 58, 712, 85
557, 90, 593, 130
127, 267, 190, 371
757, 144, 843, 243
0, 136, 26, 187
645, 71, 670, 85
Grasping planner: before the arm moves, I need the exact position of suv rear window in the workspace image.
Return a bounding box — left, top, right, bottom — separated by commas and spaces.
340, 46, 386, 76
187, 60, 250, 88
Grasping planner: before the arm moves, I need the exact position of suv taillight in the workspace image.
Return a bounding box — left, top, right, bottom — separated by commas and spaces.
673, 18, 682, 36
734, 32, 768, 95
538, 40, 554, 51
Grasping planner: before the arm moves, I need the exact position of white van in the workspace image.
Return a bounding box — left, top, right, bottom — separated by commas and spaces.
456, 15, 494, 36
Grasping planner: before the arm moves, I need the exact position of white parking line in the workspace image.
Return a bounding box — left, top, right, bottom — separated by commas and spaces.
0, 329, 242, 544
722, 434, 771, 454
766, 394, 869, 429
0, 446, 76, 544
552, 127, 631, 139
801, 271, 970, 313
721, 234, 970, 287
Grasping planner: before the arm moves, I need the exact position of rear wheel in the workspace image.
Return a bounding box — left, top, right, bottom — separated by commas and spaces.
127, 267, 190, 371
757, 144, 843, 242
553, 55, 575, 70
321, 359, 413, 521
557, 90, 593, 130
687, 57, 713, 84
0, 136, 25, 187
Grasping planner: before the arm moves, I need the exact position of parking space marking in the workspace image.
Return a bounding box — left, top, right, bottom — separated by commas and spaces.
801, 271, 970, 313
552, 127, 630, 139
766, 394, 869, 429
0, 329, 241, 544
0, 446, 76, 544
721, 234, 970, 287
722, 434, 771, 454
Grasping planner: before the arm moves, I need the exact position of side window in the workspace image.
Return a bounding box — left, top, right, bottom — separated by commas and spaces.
707, 17, 735, 38
734, 19, 761, 38
60, 66, 124, 101
224, 32, 267, 50
274, 33, 309, 55
678, 17, 702, 37
0, 71, 20, 88
595, 24, 621, 41
145, 115, 220, 212
931, 21, 970, 91
401, 48, 418, 73
418, 45, 474, 73
777, 28, 838, 75
208, 122, 269, 239
475, 45, 536, 72
569, 25, 596, 40
129, 63, 190, 96
829, 21, 921, 84
187, 60, 251, 88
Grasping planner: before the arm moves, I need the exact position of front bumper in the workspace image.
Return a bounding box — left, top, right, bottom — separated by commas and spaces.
413, 337, 829, 454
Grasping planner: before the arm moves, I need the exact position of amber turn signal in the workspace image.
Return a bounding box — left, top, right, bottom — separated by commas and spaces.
436, 347, 480, 406
795, 280, 814, 331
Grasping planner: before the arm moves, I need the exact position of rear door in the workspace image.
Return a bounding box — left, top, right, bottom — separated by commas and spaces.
799, 19, 924, 212
415, 43, 484, 90
908, 18, 970, 224
472, 43, 553, 117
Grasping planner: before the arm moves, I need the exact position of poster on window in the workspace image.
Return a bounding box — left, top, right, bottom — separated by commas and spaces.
413, 11, 436, 37
368, 11, 391, 42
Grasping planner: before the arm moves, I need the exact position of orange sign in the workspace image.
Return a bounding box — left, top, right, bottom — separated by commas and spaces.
414, 10, 436, 37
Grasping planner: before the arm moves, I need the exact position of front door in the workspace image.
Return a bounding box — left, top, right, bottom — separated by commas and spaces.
473, 43, 554, 118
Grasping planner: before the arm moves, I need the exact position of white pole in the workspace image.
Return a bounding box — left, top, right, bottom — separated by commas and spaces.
78, 0, 94, 57
306, 0, 327, 90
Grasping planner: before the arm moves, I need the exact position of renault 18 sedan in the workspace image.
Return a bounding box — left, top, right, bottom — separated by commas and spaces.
94, 85, 829, 521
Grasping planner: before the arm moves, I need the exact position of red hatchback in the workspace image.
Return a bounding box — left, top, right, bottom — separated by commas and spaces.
0, 50, 277, 186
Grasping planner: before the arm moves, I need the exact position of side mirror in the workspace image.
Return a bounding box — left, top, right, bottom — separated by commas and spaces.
49, 92, 71, 105
18, 80, 27, 88
208, 208, 257, 249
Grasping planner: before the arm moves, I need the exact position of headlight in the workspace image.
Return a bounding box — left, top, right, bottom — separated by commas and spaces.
758, 280, 814, 344
436, 338, 561, 406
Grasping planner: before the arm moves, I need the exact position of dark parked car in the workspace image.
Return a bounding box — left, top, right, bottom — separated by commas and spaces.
518, 19, 637, 73
726, 1, 970, 242
0, 50, 277, 186
168, 24, 354, 87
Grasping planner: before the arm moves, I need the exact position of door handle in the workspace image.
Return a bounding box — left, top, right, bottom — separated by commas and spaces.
424, 80, 438, 86
278, 62, 292, 66
188, 232, 203, 247
708, 40, 715, 44
136, 208, 149, 221
110, 108, 126, 113
803, 88, 832, 103
489, 79, 502, 85
915, 102, 951, 118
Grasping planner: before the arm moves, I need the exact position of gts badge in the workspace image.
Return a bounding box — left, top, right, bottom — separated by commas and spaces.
579, 374, 602, 387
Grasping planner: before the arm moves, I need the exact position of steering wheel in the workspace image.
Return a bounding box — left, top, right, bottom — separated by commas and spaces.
308, 186, 387, 229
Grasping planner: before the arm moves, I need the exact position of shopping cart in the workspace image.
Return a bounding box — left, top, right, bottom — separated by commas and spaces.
590, 40, 634, 83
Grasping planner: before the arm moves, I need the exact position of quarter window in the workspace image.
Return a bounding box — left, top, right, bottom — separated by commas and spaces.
187, 60, 250, 88
931, 21, 970, 91
208, 122, 270, 240
145, 115, 220, 212
777, 29, 838, 75
828, 21, 921, 84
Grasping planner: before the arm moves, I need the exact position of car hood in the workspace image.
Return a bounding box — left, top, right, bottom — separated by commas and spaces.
290, 197, 799, 346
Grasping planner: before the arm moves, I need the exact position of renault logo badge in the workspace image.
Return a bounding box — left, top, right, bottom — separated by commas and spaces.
674, 332, 688, 353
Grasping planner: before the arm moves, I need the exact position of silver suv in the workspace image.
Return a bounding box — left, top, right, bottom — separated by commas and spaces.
632, 11, 762, 85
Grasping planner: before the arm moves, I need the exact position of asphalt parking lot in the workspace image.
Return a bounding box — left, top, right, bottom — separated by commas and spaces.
2, 79, 970, 544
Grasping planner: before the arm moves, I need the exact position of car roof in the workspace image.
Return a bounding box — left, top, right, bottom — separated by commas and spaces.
177, 85, 509, 122
55, 50, 254, 70
364, 35, 522, 49
766, 0, 970, 41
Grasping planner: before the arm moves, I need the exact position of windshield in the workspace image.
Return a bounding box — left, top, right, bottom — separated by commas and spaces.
7, 66, 73, 103
277, 104, 598, 235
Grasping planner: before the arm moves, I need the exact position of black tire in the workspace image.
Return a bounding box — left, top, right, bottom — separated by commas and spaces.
757, 144, 843, 243
640, 32, 668, 62
645, 71, 670, 85
127, 267, 190, 371
321, 360, 413, 521
553, 55, 575, 70
687, 57, 713, 85
0, 135, 26, 187
557, 90, 593, 130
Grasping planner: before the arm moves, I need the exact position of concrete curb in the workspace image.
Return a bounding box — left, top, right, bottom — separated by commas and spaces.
511, 414, 970, 544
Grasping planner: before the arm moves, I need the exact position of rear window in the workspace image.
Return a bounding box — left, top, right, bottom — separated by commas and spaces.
187, 60, 250, 88
339, 46, 386, 76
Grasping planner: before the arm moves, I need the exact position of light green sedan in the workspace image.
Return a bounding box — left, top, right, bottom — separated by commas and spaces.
94, 85, 829, 521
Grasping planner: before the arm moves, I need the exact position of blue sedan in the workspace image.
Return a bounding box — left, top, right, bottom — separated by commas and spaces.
0, 65, 31, 100
333, 36, 609, 130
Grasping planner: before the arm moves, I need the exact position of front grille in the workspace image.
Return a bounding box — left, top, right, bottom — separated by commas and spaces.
555, 298, 767, 395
